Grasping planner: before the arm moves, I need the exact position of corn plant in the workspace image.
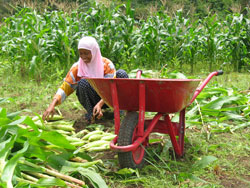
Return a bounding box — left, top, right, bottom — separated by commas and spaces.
0, 3, 249, 81
222, 13, 249, 72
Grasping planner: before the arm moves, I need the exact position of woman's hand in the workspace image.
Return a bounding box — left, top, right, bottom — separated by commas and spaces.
93, 99, 105, 119
42, 98, 57, 120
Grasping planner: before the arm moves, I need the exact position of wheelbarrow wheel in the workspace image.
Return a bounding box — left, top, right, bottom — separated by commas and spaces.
117, 112, 146, 169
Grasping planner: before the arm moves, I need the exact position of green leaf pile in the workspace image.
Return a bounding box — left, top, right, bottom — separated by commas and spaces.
0, 106, 110, 188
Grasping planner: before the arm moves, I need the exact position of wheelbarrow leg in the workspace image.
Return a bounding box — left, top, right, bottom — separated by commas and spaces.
165, 108, 186, 157
165, 115, 182, 156
178, 108, 186, 156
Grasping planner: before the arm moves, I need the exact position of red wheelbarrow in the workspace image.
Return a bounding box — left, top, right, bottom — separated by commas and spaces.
87, 70, 223, 169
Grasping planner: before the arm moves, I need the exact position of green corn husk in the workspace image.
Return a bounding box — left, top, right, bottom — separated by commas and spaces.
56, 129, 72, 135
47, 114, 64, 121
34, 121, 51, 131
32, 116, 40, 121
82, 130, 104, 140
49, 124, 74, 131
102, 132, 114, 136
75, 129, 89, 138
86, 144, 110, 152
88, 134, 104, 142
81, 140, 110, 149
70, 141, 87, 147
101, 135, 116, 141
65, 136, 82, 143
65, 159, 103, 168
34, 119, 74, 131
46, 120, 74, 125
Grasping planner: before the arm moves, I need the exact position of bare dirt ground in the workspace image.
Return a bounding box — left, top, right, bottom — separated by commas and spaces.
60, 108, 115, 133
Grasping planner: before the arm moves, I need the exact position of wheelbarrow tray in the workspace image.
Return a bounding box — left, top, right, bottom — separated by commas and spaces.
87, 78, 201, 113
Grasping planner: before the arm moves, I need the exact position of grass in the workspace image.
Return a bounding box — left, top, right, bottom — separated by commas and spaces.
206, 72, 250, 91
102, 128, 250, 187
0, 67, 250, 187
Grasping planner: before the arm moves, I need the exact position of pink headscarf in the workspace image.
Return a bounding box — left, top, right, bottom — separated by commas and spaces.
77, 36, 104, 78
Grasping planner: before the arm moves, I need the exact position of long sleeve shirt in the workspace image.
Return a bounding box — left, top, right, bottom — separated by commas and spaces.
54, 57, 115, 105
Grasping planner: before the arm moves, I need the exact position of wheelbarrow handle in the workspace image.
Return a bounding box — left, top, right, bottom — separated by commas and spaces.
136, 70, 143, 78
216, 70, 224, 76
189, 70, 223, 105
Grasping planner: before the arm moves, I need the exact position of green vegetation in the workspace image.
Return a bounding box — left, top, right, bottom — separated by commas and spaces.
0, 107, 108, 188
1, 0, 249, 20
0, 1, 249, 81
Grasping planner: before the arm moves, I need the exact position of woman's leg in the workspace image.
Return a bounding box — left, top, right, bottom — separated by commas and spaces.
76, 79, 101, 121
76, 70, 128, 121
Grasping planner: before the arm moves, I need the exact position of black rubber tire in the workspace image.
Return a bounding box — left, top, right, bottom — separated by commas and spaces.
117, 111, 146, 169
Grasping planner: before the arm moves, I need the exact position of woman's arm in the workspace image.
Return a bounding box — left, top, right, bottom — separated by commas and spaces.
93, 99, 105, 119
42, 98, 58, 120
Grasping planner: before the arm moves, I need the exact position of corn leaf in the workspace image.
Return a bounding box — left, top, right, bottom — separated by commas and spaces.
7, 111, 22, 119
0, 108, 7, 118
196, 88, 229, 99
24, 145, 52, 161
193, 156, 217, 169
1, 141, 29, 188
231, 122, 250, 132
0, 98, 9, 104
18, 163, 43, 173
202, 96, 247, 110
0, 118, 11, 126
221, 112, 245, 121
0, 136, 16, 176
39, 131, 76, 150
77, 167, 108, 188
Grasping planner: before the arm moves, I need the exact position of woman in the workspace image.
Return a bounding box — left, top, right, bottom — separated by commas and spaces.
42, 36, 128, 122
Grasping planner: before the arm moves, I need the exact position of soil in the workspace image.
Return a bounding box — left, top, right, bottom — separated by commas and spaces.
219, 174, 250, 188
61, 108, 115, 133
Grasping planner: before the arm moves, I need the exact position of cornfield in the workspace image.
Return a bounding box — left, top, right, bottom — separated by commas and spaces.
0, 1, 249, 80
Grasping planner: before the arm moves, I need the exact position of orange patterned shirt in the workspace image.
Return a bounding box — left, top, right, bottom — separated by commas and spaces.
54, 57, 115, 105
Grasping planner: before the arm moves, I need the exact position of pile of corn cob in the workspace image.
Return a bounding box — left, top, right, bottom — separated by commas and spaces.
32, 115, 116, 152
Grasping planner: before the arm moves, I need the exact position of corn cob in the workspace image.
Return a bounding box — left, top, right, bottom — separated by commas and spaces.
65, 136, 82, 143
46, 120, 74, 126
88, 134, 104, 142
65, 159, 103, 168
47, 114, 64, 121
82, 130, 104, 140
101, 135, 116, 141
70, 141, 87, 147
56, 129, 72, 135
81, 140, 110, 149
49, 124, 74, 131
74, 129, 89, 138
86, 144, 110, 152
